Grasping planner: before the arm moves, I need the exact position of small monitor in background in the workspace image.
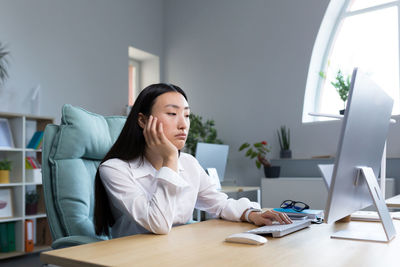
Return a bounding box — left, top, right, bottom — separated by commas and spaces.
195, 143, 229, 182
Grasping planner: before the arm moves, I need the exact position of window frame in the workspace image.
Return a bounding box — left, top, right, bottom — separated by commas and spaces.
129, 59, 141, 106
303, 0, 400, 122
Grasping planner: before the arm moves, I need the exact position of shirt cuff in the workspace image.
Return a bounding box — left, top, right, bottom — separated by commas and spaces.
156, 167, 189, 188
220, 198, 261, 222
235, 200, 261, 221
239, 201, 261, 219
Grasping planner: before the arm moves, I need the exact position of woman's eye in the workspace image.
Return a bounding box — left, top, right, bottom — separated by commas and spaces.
185, 114, 190, 118
167, 113, 176, 116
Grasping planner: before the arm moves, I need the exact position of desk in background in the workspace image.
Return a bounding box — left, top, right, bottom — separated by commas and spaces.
41, 219, 400, 267
387, 194, 400, 208
262, 177, 396, 210
195, 186, 260, 221
221, 186, 260, 203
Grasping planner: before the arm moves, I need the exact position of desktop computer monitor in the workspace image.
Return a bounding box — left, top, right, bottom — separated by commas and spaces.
324, 68, 396, 242
195, 142, 229, 181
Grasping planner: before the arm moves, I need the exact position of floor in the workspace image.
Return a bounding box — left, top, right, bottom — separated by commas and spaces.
0, 253, 45, 267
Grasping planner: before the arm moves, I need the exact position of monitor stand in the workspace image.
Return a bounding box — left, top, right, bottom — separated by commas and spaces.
319, 165, 396, 243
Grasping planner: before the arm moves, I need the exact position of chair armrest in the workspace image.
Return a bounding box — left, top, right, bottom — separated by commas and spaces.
52, 235, 106, 249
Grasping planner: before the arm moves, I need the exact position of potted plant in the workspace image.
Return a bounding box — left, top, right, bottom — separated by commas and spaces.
0, 42, 10, 88
277, 125, 291, 158
185, 113, 223, 156
331, 70, 351, 114
25, 191, 39, 215
0, 159, 11, 183
320, 69, 351, 115
239, 141, 280, 178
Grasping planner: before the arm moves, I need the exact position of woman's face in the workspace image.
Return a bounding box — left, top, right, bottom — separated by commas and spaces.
147, 92, 190, 150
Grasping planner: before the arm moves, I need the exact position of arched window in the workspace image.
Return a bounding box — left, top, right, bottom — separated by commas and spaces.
303, 0, 400, 122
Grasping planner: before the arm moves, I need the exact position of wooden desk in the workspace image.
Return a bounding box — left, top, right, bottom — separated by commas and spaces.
387, 194, 400, 208
41, 219, 400, 267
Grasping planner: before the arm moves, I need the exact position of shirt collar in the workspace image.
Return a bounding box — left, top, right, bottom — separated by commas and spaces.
129, 156, 185, 178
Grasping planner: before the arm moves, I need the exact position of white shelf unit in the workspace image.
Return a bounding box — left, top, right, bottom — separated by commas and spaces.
0, 112, 53, 259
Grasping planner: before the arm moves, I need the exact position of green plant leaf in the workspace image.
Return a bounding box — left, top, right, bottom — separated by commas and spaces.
0, 42, 10, 87
256, 160, 261, 169
26, 191, 39, 204
277, 125, 290, 150
239, 143, 250, 151
331, 69, 351, 103
246, 148, 253, 157
0, 159, 12, 170
186, 113, 224, 155
254, 143, 262, 148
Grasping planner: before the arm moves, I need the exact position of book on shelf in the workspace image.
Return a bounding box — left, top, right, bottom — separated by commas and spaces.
7, 222, 15, 252
0, 222, 7, 252
25, 220, 34, 252
36, 186, 45, 213
25, 156, 41, 169
0, 222, 15, 252
27, 131, 44, 149
36, 218, 52, 246
273, 208, 324, 220
25, 158, 34, 169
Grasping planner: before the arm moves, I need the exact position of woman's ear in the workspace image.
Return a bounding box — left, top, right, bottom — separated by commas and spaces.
138, 113, 147, 129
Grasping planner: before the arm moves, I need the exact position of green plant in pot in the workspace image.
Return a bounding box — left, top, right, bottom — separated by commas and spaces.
277, 125, 291, 158
26, 191, 39, 215
239, 141, 280, 178
185, 113, 223, 156
0, 42, 10, 88
0, 159, 12, 184
320, 69, 351, 115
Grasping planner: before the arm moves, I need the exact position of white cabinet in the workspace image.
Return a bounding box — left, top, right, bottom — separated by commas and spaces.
0, 112, 53, 259
261, 177, 395, 210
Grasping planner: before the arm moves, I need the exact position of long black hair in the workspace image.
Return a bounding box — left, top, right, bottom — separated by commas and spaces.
94, 83, 187, 236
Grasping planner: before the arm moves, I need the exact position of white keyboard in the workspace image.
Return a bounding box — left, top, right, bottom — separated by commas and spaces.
246, 220, 312, 237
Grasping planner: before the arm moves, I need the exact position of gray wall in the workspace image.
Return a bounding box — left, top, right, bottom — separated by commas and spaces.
164, 0, 400, 186
0, 0, 164, 121
2, 0, 400, 186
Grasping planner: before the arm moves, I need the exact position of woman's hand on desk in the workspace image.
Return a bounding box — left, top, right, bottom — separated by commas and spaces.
249, 210, 292, 226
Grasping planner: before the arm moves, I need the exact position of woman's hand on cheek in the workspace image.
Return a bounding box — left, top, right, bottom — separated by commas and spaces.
143, 115, 178, 170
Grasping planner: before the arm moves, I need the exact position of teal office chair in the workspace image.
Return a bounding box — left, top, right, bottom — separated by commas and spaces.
42, 104, 126, 249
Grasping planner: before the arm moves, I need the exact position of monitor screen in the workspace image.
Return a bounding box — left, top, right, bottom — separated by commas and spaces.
324, 68, 394, 224
195, 142, 229, 181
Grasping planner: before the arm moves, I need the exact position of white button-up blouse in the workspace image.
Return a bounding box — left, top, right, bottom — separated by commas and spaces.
99, 152, 260, 238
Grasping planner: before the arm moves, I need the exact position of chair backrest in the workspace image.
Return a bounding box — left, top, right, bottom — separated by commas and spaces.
42, 104, 126, 242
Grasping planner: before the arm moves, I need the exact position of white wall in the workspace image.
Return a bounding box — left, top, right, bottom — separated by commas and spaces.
0, 0, 164, 122
164, 0, 400, 186
142, 58, 160, 88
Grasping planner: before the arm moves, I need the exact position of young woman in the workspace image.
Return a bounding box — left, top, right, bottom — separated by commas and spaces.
94, 83, 291, 237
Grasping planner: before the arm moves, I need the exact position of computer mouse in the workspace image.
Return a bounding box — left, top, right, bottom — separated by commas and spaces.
225, 233, 267, 245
